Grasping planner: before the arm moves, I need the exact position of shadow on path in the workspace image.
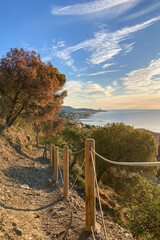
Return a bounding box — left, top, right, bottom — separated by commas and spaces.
0, 198, 63, 212
2, 165, 52, 190
77, 231, 92, 240
34, 156, 50, 165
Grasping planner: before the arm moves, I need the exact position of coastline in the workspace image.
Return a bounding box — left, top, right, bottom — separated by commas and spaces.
79, 109, 160, 134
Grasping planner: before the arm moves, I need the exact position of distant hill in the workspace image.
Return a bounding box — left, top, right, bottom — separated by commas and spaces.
62, 105, 107, 112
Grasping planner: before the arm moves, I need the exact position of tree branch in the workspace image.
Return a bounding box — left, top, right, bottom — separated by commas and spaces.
0, 88, 13, 102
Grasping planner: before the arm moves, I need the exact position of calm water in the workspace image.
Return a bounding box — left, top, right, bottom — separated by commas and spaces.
80, 109, 160, 133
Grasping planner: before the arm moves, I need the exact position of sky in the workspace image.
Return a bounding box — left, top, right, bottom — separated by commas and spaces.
1, 0, 160, 110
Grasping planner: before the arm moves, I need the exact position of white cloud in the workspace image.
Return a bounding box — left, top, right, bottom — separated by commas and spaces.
102, 63, 115, 69
43, 17, 160, 68
64, 80, 160, 110
64, 80, 117, 107
22, 43, 37, 52
122, 58, 160, 94
120, 64, 127, 68
77, 69, 119, 77
51, 0, 139, 16
65, 80, 116, 97
57, 41, 66, 48
123, 42, 135, 54
122, 2, 160, 21
89, 17, 160, 64
113, 80, 118, 86
42, 45, 77, 71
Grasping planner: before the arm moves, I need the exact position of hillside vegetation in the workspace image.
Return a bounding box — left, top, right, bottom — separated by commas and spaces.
0, 127, 134, 240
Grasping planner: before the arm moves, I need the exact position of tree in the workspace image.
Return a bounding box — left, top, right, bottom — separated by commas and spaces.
125, 177, 160, 239
0, 48, 67, 132
34, 118, 65, 146
89, 123, 158, 182
61, 125, 89, 168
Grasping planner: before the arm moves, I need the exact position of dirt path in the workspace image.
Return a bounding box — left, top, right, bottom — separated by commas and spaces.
0, 136, 134, 240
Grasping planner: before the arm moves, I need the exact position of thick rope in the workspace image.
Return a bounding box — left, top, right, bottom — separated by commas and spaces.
91, 226, 96, 240
70, 159, 85, 191
72, 148, 85, 154
90, 148, 160, 167
90, 150, 108, 240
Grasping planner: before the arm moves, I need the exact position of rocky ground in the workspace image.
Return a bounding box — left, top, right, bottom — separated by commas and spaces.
0, 134, 134, 240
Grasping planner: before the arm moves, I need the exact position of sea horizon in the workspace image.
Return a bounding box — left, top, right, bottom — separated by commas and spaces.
80, 109, 160, 133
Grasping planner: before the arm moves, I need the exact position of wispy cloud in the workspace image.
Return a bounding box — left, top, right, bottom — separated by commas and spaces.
102, 63, 115, 69
123, 42, 135, 54
51, 0, 139, 16
123, 1, 160, 21
22, 43, 37, 52
43, 17, 160, 68
89, 16, 160, 64
77, 70, 119, 77
42, 45, 77, 71
121, 58, 160, 94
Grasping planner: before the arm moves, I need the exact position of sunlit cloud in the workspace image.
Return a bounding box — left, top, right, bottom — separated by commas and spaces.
65, 80, 117, 98
113, 80, 118, 86
51, 0, 139, 16
94, 93, 160, 109
122, 58, 160, 94
64, 80, 160, 109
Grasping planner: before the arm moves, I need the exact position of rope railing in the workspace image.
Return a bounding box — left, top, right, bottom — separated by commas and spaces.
91, 226, 96, 240
70, 159, 85, 191
90, 147, 160, 167
49, 139, 160, 239
90, 150, 108, 240
72, 148, 85, 155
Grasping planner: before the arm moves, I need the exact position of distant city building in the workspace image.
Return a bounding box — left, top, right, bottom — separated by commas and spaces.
76, 121, 84, 128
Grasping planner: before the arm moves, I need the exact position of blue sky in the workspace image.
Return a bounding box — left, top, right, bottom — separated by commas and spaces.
1, 0, 160, 109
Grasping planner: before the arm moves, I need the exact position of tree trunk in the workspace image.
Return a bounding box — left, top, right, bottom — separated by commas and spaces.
0, 124, 9, 133
36, 131, 39, 147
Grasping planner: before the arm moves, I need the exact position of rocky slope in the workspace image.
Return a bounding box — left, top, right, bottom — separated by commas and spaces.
0, 133, 134, 240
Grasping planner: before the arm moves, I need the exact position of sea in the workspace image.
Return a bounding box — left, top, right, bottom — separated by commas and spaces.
79, 109, 160, 133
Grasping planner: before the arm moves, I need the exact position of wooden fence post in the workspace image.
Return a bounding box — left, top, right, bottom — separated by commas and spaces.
85, 138, 96, 232
51, 145, 55, 174
54, 147, 59, 182
45, 143, 47, 158
63, 145, 69, 198
50, 144, 53, 162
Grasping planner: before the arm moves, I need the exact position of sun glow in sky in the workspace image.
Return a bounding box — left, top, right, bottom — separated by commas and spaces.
1, 0, 160, 109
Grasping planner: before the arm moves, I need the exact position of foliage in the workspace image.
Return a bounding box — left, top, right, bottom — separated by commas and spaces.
39, 133, 67, 149
89, 123, 158, 182
125, 177, 160, 239
0, 48, 67, 131
33, 118, 65, 146
61, 125, 89, 152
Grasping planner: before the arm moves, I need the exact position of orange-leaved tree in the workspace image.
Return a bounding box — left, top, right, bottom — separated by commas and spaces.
33, 118, 65, 146
0, 48, 67, 132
